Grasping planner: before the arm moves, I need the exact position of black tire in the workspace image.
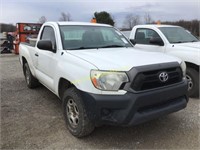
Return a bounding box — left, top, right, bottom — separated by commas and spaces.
186, 67, 199, 98
23, 63, 39, 88
62, 87, 94, 138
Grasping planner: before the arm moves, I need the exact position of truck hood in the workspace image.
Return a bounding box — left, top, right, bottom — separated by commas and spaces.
174, 42, 200, 50
68, 48, 181, 71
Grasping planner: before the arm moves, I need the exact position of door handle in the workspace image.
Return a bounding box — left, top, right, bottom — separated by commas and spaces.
35, 53, 39, 57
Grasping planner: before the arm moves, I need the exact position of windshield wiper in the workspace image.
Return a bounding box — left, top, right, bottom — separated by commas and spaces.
172, 41, 183, 44
190, 40, 199, 42
99, 45, 126, 48
172, 40, 199, 44
67, 47, 98, 50
67, 45, 126, 50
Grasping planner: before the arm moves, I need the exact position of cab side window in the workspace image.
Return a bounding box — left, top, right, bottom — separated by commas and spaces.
135, 28, 161, 45
40, 26, 57, 50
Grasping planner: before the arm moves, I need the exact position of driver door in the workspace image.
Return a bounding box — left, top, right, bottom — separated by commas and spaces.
35, 26, 58, 91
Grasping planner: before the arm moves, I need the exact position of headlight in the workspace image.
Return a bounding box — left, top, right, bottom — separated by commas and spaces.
180, 61, 186, 77
91, 70, 129, 91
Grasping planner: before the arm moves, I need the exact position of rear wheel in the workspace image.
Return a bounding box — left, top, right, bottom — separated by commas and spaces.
186, 67, 199, 98
62, 87, 94, 137
23, 63, 39, 88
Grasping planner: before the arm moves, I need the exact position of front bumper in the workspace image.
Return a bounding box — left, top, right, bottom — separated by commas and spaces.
79, 80, 188, 126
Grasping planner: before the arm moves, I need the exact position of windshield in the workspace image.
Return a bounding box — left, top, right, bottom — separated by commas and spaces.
159, 27, 199, 44
59, 25, 132, 50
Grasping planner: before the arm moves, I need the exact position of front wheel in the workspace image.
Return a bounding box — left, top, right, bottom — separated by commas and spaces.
186, 67, 199, 98
62, 87, 95, 138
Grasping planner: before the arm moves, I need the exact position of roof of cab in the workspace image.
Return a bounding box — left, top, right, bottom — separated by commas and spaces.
134, 24, 180, 28
56, 21, 112, 27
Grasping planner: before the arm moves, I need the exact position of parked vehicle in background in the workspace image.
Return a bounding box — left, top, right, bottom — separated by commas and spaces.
14, 23, 42, 54
0, 32, 13, 54
19, 22, 188, 137
129, 25, 200, 98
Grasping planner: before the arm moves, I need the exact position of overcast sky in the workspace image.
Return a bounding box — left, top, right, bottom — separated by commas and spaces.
1, 0, 199, 27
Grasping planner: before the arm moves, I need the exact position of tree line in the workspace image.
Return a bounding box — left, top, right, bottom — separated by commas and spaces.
0, 23, 16, 32
0, 11, 199, 36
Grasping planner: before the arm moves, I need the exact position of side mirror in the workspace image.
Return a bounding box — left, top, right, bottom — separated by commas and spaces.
37, 40, 56, 52
149, 37, 164, 46
130, 39, 136, 45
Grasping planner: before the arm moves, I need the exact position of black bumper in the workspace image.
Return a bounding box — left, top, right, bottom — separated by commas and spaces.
80, 80, 188, 126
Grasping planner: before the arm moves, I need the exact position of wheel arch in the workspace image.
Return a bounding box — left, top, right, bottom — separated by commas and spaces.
22, 56, 27, 64
185, 62, 199, 72
58, 77, 75, 99
22, 56, 28, 74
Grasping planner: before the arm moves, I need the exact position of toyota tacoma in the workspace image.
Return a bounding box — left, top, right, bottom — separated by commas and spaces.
19, 22, 188, 137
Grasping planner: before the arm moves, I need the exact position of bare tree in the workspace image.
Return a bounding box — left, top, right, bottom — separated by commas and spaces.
123, 14, 141, 29
59, 12, 72, 21
38, 16, 47, 24
144, 12, 153, 24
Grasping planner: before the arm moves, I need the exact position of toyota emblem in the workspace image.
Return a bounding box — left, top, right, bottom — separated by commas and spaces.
159, 72, 169, 82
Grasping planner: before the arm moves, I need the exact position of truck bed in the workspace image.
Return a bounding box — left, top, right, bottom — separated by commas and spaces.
21, 38, 37, 47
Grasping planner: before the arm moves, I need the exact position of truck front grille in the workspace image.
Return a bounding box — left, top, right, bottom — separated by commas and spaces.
131, 67, 183, 91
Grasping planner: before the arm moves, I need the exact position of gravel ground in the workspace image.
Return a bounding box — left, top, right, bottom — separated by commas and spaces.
1, 54, 200, 149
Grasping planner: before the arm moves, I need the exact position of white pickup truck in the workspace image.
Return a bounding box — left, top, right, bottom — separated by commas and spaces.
129, 25, 199, 97
19, 22, 188, 137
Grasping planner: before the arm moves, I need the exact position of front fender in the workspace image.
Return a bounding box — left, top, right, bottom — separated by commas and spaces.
166, 48, 200, 66
53, 52, 101, 96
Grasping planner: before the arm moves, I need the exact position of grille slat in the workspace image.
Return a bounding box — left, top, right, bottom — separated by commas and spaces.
131, 67, 183, 91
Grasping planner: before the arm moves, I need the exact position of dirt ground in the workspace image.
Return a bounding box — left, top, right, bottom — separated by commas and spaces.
1, 54, 200, 149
